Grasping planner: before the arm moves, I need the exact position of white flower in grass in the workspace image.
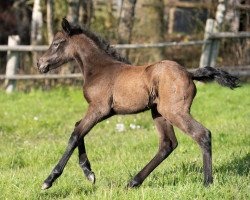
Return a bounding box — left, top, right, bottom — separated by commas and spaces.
116, 123, 125, 132
129, 124, 141, 130
129, 123, 136, 129
34, 116, 39, 121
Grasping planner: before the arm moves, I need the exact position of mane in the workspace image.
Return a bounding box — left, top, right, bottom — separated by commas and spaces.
70, 25, 131, 64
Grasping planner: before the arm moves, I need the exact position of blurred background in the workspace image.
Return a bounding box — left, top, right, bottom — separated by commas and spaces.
0, 0, 249, 90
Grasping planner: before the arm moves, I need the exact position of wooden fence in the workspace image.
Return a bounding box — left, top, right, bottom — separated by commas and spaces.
1, 16, 250, 92
1, 29, 250, 92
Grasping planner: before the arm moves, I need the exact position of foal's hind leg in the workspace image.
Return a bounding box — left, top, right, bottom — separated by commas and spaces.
128, 107, 178, 188
160, 110, 213, 186
157, 71, 212, 186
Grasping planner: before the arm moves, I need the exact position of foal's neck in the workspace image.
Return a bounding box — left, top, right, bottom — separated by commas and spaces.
72, 35, 121, 82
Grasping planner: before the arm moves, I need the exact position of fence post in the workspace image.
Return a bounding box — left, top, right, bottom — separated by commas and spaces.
199, 19, 215, 67
210, 0, 226, 67
168, 7, 176, 34
5, 35, 20, 93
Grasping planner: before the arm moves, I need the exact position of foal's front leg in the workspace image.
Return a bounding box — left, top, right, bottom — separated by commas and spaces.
74, 120, 95, 184
78, 138, 95, 183
41, 106, 109, 190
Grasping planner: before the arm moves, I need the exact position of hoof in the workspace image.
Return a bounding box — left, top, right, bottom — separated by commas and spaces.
41, 182, 52, 190
127, 179, 141, 188
87, 172, 96, 184
204, 178, 213, 187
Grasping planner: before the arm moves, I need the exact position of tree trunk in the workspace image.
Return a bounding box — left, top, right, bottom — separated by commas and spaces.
79, 0, 93, 27
132, 0, 165, 64
225, 0, 240, 32
67, 0, 80, 24
168, 7, 175, 34
118, 0, 137, 57
225, 0, 250, 65
31, 0, 43, 67
13, 1, 31, 44
31, 0, 43, 45
47, 0, 54, 44
106, 0, 114, 29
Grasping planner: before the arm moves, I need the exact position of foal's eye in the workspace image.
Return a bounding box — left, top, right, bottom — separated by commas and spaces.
53, 42, 60, 48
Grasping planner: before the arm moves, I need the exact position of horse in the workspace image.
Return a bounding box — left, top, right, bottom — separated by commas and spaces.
37, 18, 239, 190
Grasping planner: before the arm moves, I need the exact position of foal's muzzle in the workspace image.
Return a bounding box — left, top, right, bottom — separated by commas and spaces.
37, 59, 50, 73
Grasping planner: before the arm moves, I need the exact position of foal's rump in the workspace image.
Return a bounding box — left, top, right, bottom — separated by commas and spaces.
151, 60, 197, 114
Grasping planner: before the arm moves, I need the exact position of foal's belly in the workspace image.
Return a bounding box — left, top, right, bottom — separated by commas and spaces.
112, 68, 150, 114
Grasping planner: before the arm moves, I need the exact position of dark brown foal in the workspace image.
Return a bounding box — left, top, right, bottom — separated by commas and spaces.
37, 18, 239, 190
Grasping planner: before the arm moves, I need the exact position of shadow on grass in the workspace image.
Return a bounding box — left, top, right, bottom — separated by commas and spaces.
38, 185, 97, 199
35, 154, 249, 196
147, 162, 203, 187
216, 153, 250, 176
154, 153, 250, 187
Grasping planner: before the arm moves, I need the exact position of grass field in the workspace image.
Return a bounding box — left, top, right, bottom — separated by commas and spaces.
0, 83, 249, 200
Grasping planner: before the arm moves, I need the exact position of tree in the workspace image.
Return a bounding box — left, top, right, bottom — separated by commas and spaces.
13, 0, 31, 44
79, 0, 93, 27
47, 0, 54, 44
132, 0, 165, 63
67, 0, 80, 24
118, 0, 137, 57
31, 0, 43, 45
31, 0, 43, 67
224, 0, 250, 65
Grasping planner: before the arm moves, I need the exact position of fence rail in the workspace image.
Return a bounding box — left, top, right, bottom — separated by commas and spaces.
208, 31, 250, 39
0, 40, 208, 52
0, 45, 48, 52
1, 66, 249, 80
1, 29, 250, 92
115, 40, 207, 49
0, 32, 249, 52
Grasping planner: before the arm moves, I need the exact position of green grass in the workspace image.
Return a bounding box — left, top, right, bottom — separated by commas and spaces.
0, 84, 249, 200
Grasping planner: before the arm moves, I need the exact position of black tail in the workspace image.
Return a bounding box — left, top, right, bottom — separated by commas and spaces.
191, 66, 240, 89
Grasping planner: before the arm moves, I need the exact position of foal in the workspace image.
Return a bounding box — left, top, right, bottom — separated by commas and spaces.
37, 18, 239, 190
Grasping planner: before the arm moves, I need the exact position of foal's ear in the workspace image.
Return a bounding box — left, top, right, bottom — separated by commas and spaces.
62, 18, 72, 35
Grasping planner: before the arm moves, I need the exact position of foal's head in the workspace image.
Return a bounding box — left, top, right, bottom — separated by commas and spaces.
37, 18, 78, 73
38, 18, 130, 73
